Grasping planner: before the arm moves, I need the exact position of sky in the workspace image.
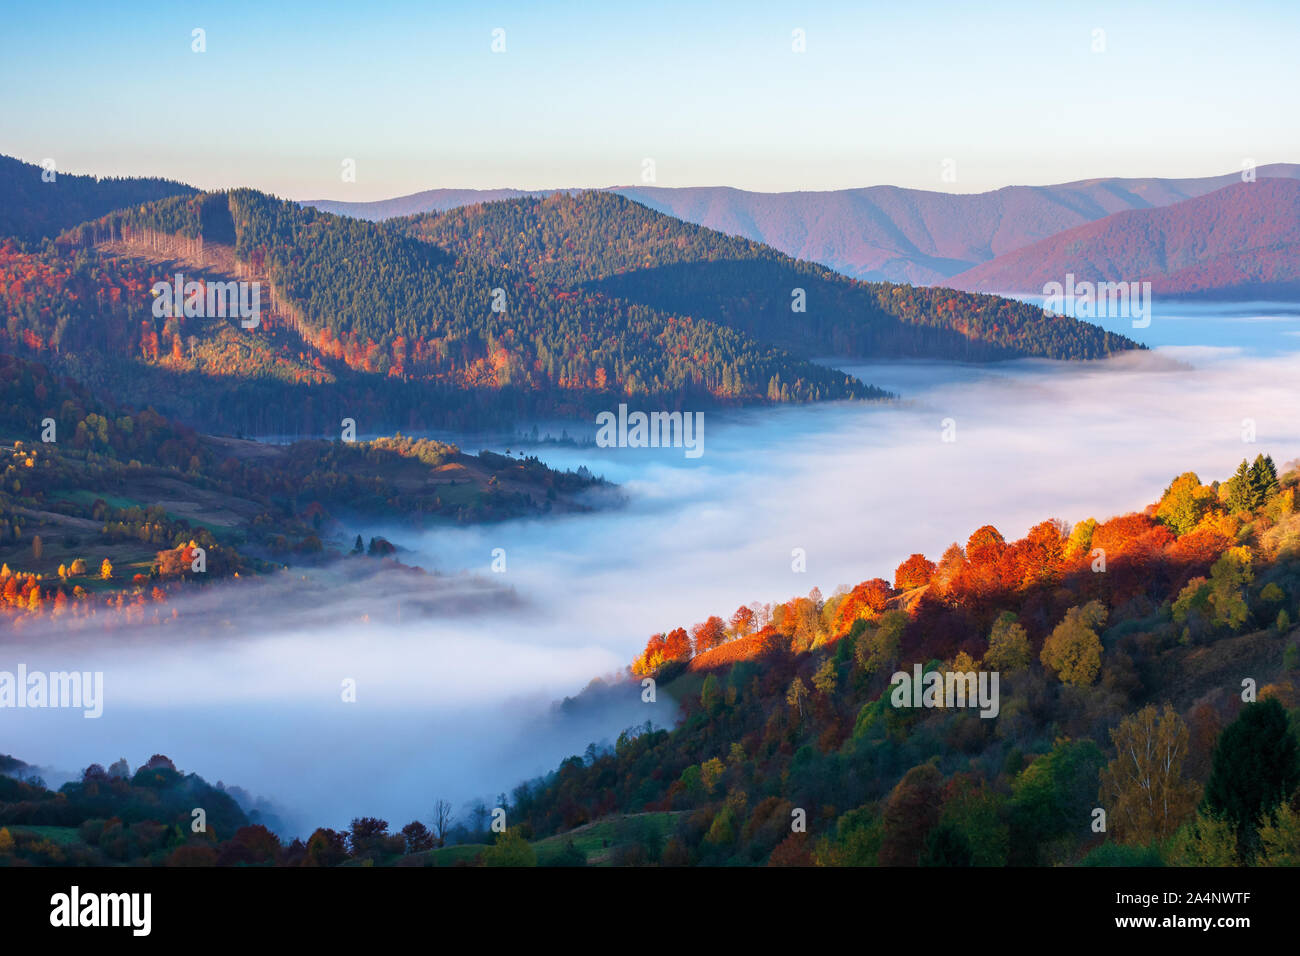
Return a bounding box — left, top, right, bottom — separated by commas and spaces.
2, 0, 1297, 200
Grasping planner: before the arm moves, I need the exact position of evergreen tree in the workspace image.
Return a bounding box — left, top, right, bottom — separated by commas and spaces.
1204, 698, 1300, 859
1248, 453, 1280, 506
1225, 459, 1254, 513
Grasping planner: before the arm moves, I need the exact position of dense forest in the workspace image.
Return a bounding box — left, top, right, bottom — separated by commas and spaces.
4, 455, 1298, 866
45, 188, 870, 429
487, 455, 1300, 866
0, 154, 195, 245
403, 191, 1142, 361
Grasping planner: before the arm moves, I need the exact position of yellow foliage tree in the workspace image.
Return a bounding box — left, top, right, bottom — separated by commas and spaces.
1099, 704, 1198, 844
813, 658, 838, 696
985, 612, 1031, 672
786, 677, 809, 718
1041, 601, 1106, 686
1167, 810, 1238, 866
701, 757, 725, 793
1257, 803, 1300, 866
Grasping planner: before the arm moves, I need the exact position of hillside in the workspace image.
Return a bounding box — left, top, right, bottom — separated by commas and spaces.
497, 454, 1300, 866
303, 164, 1300, 285
403, 191, 1140, 361
17, 189, 869, 435
0, 349, 608, 625
0, 154, 196, 245
947, 179, 1300, 299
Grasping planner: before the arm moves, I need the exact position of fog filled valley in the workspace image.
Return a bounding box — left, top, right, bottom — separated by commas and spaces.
7, 303, 1300, 840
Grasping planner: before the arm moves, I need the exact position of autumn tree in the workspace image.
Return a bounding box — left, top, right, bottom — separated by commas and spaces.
1040, 601, 1106, 686
691, 615, 727, 655
1098, 704, 1198, 844
984, 611, 1031, 672
854, 610, 906, 675
878, 763, 944, 866
99, 557, 113, 580
965, 525, 1007, 567
400, 821, 434, 853
700, 757, 725, 793
304, 828, 348, 867
1063, 518, 1096, 559
1257, 803, 1300, 866
662, 627, 691, 661
835, 578, 892, 632
786, 677, 809, 719
894, 553, 936, 591
1156, 472, 1211, 536
729, 604, 755, 637
1167, 810, 1238, 866
1016, 520, 1065, 586
767, 832, 814, 866
931, 543, 967, 594
347, 816, 390, 857
1173, 546, 1254, 637
812, 657, 837, 697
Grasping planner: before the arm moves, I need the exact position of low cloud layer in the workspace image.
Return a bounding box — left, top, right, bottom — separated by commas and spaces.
6, 307, 1299, 836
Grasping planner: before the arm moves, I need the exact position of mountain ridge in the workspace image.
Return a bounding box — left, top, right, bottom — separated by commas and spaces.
302, 164, 1300, 285
946, 179, 1300, 299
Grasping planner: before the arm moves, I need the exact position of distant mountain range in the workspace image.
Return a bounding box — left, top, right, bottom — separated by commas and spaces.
945, 179, 1300, 300
302, 164, 1300, 287
0, 154, 1136, 441
8, 153, 1293, 304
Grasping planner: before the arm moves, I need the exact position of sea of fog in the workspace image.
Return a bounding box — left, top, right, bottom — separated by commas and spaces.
5, 303, 1300, 838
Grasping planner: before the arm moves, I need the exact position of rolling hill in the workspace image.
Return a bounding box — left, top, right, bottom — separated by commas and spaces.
2, 181, 871, 437
401, 190, 1140, 361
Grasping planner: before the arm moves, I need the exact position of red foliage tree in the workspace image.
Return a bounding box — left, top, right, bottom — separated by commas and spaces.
895, 553, 936, 590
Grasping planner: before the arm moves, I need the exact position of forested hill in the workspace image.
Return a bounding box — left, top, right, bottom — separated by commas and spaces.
54, 189, 869, 415
402, 191, 1143, 361
0, 154, 195, 245
504, 456, 1300, 867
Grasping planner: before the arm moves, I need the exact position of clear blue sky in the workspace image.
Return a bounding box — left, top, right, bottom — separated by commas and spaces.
2, 0, 1297, 200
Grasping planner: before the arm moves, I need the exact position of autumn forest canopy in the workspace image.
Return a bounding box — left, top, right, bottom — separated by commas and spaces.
0, 156, 1138, 438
